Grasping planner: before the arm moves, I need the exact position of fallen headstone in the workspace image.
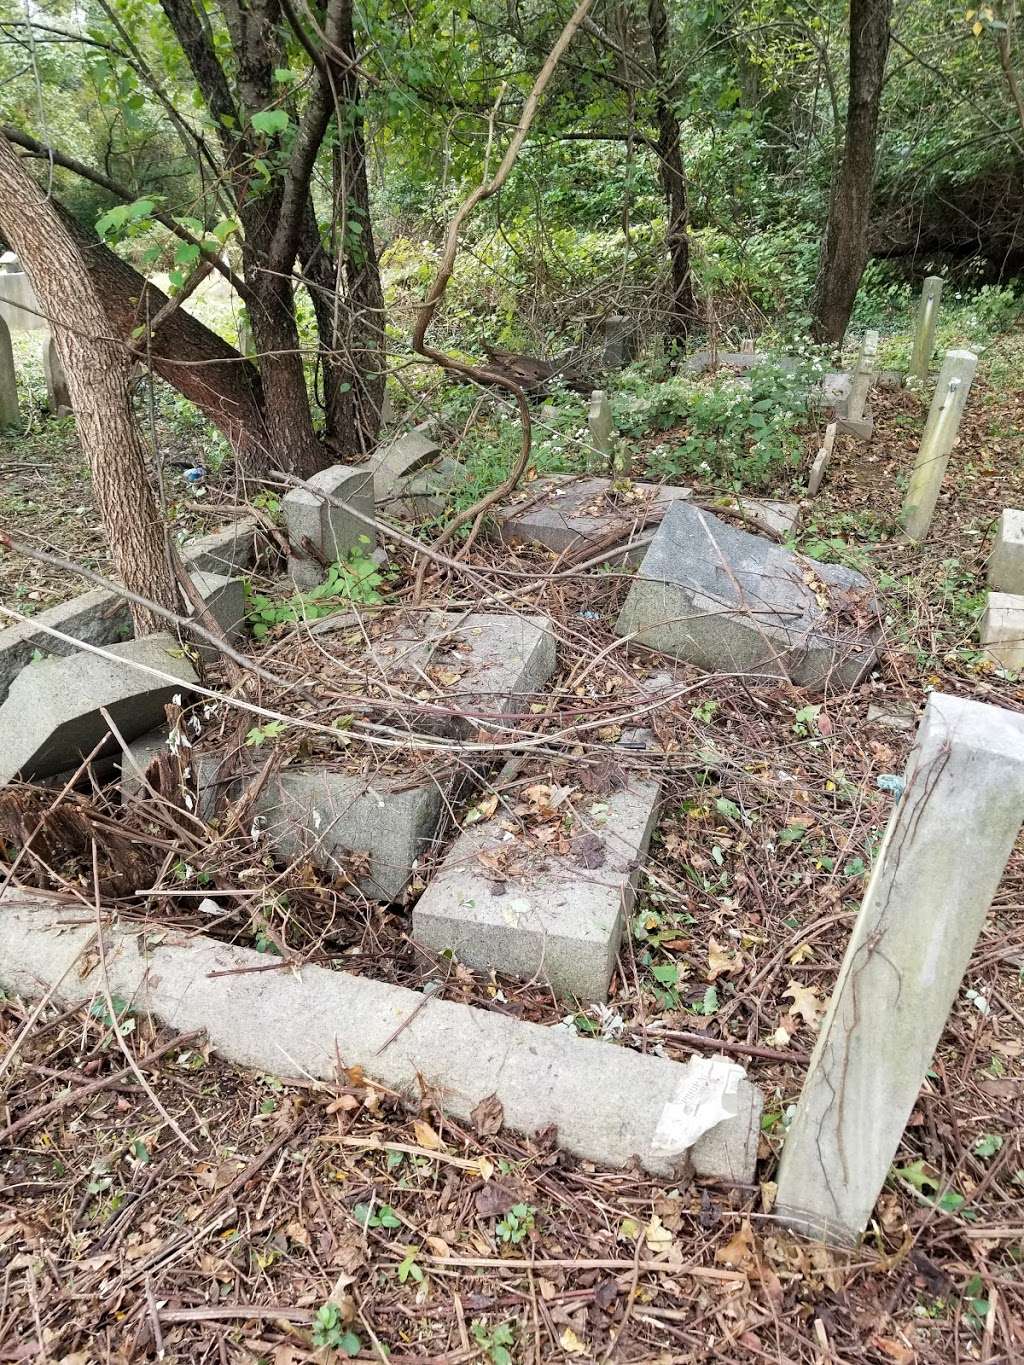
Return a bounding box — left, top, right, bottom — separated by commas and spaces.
775, 693, 1024, 1244
494, 475, 797, 563
987, 508, 1024, 595
866, 700, 918, 732
615, 502, 881, 691
0, 890, 763, 1182
980, 591, 1024, 671
195, 612, 556, 899
0, 313, 18, 429
0, 634, 198, 786
283, 464, 375, 588
414, 755, 661, 1001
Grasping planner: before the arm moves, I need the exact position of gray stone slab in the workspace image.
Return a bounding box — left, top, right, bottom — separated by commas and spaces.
413, 769, 662, 1001
866, 700, 918, 732
118, 727, 171, 803
0, 634, 198, 785
181, 518, 259, 576
602, 315, 638, 368
987, 508, 1024, 595
808, 424, 837, 496
390, 457, 462, 520
707, 495, 800, 539
587, 390, 613, 471
775, 693, 1024, 1244
980, 591, 1024, 671
188, 570, 247, 662
0, 314, 18, 429
615, 502, 881, 692
0, 890, 762, 1182
0, 590, 132, 708
371, 430, 442, 504
496, 476, 691, 560
284, 465, 376, 588
0, 269, 46, 332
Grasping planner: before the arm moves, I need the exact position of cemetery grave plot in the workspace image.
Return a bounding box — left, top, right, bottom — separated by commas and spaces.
3, 345, 1024, 1361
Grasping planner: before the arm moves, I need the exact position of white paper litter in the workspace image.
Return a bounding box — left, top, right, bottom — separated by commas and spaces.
651, 1055, 745, 1153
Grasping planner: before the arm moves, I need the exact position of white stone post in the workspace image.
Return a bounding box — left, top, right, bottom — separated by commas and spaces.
900, 349, 977, 542
807, 422, 837, 496
846, 329, 879, 423
587, 389, 613, 473
774, 692, 1024, 1246
909, 276, 944, 382
0, 313, 18, 429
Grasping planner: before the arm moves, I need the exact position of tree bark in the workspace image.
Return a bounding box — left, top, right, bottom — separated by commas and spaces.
648, 0, 698, 348
0, 132, 178, 635
809, 0, 893, 343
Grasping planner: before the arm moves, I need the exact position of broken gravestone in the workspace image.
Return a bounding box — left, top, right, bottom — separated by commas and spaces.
414, 751, 661, 1001
987, 508, 1024, 595
282, 464, 375, 588
0, 634, 198, 786
193, 613, 556, 900
808, 423, 837, 496
187, 570, 248, 662
775, 693, 1024, 1245
980, 592, 1024, 672
370, 428, 442, 506
615, 502, 881, 691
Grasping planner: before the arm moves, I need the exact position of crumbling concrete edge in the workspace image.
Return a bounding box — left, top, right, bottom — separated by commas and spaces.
0, 891, 762, 1184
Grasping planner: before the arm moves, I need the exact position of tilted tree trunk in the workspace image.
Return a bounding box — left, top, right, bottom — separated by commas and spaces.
809, 0, 893, 343
0, 132, 178, 634
648, 0, 698, 347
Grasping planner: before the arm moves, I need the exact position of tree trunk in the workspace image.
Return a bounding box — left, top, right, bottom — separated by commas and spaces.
648, 0, 698, 348
809, 0, 893, 343
0, 132, 178, 634
58, 211, 273, 473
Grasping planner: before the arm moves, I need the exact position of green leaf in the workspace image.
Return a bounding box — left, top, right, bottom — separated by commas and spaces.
173, 242, 202, 267
251, 108, 290, 136
973, 1133, 1003, 1159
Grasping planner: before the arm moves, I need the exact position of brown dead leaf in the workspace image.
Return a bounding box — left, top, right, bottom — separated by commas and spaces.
572, 832, 606, 869
783, 980, 826, 1029
714, 1218, 756, 1270
707, 936, 741, 981
871, 1336, 916, 1364
475, 1179, 527, 1219
413, 1119, 444, 1151
470, 1092, 504, 1137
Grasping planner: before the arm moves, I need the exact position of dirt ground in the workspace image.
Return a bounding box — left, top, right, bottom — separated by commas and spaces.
1, 343, 1023, 1363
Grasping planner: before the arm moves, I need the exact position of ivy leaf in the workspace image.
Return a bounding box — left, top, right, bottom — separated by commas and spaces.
251, 108, 290, 136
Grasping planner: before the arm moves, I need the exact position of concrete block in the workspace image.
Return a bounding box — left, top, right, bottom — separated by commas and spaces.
0, 891, 763, 1182
390, 457, 462, 520
413, 771, 662, 1000
0, 268, 46, 332
980, 591, 1024, 671
587, 390, 612, 471
370, 430, 442, 504
352, 610, 556, 739
987, 508, 1024, 595
0, 634, 198, 786
615, 502, 881, 692
496, 475, 691, 561
775, 693, 1024, 1244
708, 495, 800, 539
284, 465, 375, 588
835, 407, 874, 441
188, 570, 247, 662
180, 517, 259, 576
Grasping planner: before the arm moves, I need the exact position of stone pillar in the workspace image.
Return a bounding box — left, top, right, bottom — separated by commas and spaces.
602, 315, 637, 368
986, 507, 1024, 594
846, 329, 879, 423
807, 422, 837, 496
980, 591, 1024, 671
587, 389, 612, 473
282, 464, 376, 588
909, 276, 944, 383
42, 336, 71, 415
774, 692, 1024, 1246
0, 313, 18, 429
900, 349, 977, 542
